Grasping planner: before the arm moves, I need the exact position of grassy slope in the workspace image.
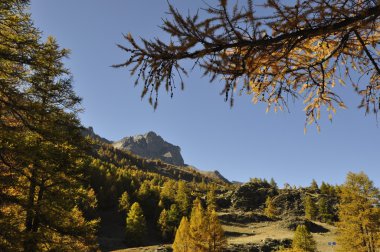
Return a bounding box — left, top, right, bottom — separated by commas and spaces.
109, 216, 337, 252
223, 220, 337, 251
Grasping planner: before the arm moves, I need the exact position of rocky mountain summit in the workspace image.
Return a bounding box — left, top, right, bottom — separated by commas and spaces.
113, 131, 185, 166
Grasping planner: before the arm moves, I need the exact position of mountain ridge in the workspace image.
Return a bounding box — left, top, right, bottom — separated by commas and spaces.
84, 127, 231, 184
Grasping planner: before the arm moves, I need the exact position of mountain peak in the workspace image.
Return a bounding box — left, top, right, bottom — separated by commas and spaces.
144, 131, 158, 137
113, 131, 184, 166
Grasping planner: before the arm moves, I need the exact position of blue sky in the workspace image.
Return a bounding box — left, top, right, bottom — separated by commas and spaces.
30, 1, 379, 187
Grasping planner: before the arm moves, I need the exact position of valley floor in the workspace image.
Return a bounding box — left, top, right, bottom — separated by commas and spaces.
223, 220, 337, 251
109, 218, 338, 252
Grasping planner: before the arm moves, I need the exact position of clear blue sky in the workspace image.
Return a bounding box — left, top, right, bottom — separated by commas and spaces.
30, 1, 379, 187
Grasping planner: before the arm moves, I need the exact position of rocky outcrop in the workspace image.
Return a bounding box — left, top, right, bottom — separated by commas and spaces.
113, 131, 184, 166
231, 181, 278, 210
219, 211, 272, 224
226, 239, 292, 252
279, 217, 329, 233
271, 190, 304, 216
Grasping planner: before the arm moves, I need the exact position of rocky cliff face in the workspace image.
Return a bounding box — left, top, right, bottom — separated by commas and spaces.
113, 131, 185, 166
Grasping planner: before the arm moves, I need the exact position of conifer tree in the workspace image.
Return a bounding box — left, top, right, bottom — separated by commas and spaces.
119, 191, 131, 213
137, 180, 160, 220
168, 204, 181, 229
189, 198, 209, 251
207, 209, 227, 252
0, 1, 98, 250
125, 202, 147, 246
185, 198, 227, 252
337, 172, 380, 252
317, 196, 334, 223
320, 182, 329, 195
292, 225, 317, 252
310, 179, 319, 191
161, 180, 176, 207
304, 195, 318, 220
175, 180, 190, 216
172, 217, 191, 252
158, 209, 170, 241
206, 186, 217, 210
264, 196, 277, 218
270, 178, 278, 189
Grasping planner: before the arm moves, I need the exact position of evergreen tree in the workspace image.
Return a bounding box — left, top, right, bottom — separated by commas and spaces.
189, 198, 208, 251
199, 177, 207, 191
175, 180, 190, 216
137, 180, 160, 220
206, 186, 217, 210
207, 209, 227, 252
337, 172, 380, 252
125, 202, 147, 246
0, 1, 98, 250
310, 179, 319, 191
119, 191, 131, 213
161, 180, 176, 207
185, 198, 227, 252
158, 209, 170, 241
320, 182, 329, 195
157, 204, 182, 242
304, 195, 318, 220
270, 178, 278, 189
172, 217, 191, 252
167, 204, 181, 230
292, 225, 317, 252
317, 196, 334, 223
264, 196, 277, 218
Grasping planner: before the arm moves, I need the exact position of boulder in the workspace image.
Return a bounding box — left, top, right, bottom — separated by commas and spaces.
226, 238, 292, 252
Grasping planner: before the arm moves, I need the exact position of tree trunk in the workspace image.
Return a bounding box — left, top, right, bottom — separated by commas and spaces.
23, 171, 37, 252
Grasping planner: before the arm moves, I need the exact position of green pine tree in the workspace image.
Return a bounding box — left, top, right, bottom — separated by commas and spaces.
317, 196, 334, 223
158, 209, 170, 241
206, 186, 217, 210
270, 178, 278, 189
168, 204, 181, 229
292, 225, 317, 252
119, 191, 131, 213
304, 195, 318, 220
125, 202, 147, 246
310, 179, 319, 191
175, 180, 190, 216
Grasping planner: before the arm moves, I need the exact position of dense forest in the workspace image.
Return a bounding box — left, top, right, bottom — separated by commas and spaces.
1, 1, 380, 252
